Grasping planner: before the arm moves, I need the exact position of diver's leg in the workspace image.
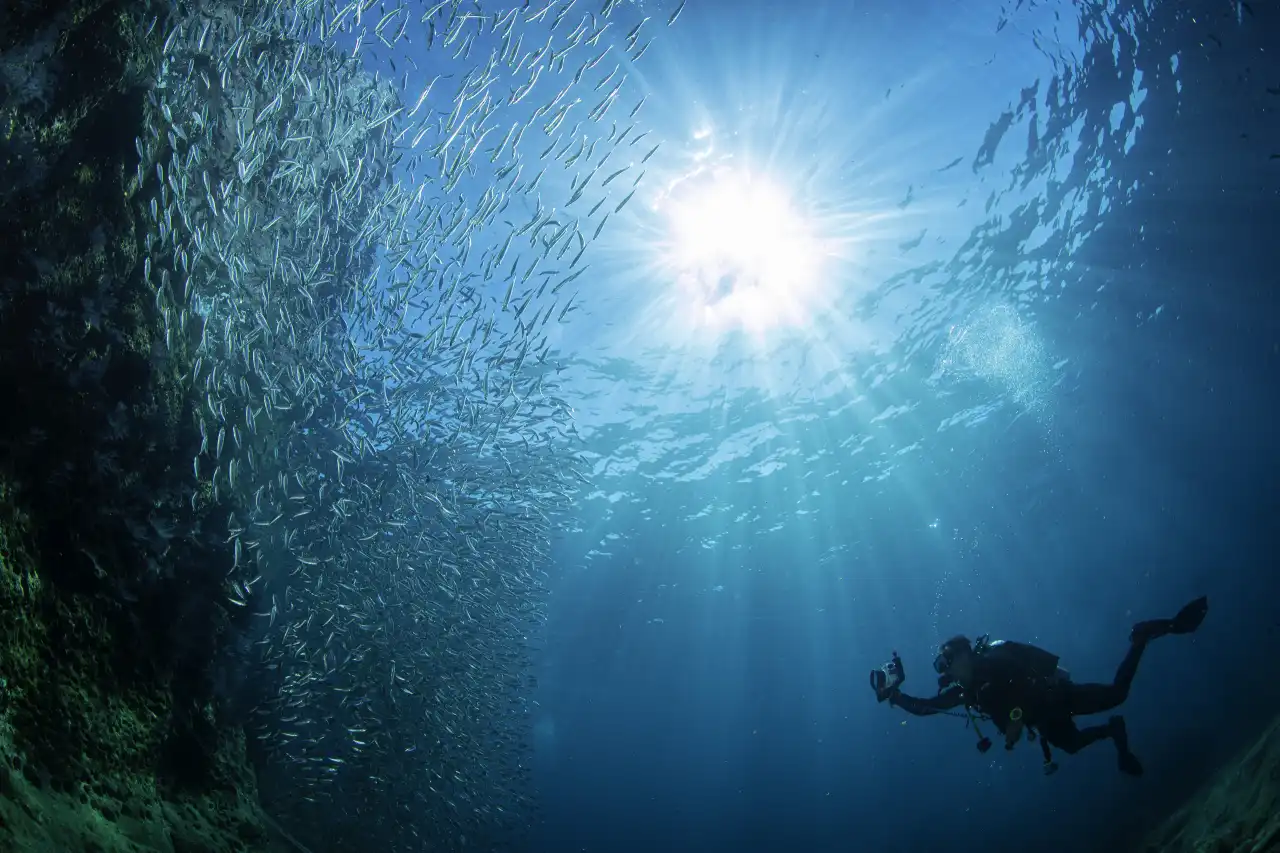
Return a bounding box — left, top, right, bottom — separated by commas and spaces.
1109, 636, 1147, 700
1063, 682, 1124, 715
1062, 637, 1146, 716
1108, 715, 1144, 776
1076, 597, 1209, 714
1040, 718, 1109, 754
1042, 716, 1143, 775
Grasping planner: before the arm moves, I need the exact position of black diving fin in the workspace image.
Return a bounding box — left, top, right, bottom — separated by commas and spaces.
1170, 595, 1209, 635
1131, 595, 1208, 644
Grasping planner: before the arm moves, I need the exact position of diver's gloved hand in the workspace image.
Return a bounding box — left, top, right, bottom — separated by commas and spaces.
870, 652, 904, 703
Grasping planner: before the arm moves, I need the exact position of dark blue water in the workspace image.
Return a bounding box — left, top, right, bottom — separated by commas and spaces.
530, 1, 1280, 852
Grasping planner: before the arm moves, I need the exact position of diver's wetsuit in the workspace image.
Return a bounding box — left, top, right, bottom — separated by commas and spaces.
884, 596, 1208, 776
889, 638, 1148, 758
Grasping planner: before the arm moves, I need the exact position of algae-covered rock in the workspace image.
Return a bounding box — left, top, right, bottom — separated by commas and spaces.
0, 1, 282, 851
0, 485, 274, 853
1138, 717, 1280, 853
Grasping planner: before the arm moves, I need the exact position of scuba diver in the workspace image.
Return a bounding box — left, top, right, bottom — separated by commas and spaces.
869, 596, 1209, 776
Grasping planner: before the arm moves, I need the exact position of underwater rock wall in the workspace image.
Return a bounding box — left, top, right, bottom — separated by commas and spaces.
0, 1, 275, 851
1138, 717, 1280, 853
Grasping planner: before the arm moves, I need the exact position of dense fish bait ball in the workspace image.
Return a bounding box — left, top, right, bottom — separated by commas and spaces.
136, 0, 670, 849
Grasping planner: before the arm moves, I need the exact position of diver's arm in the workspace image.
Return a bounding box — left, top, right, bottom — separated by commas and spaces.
889, 686, 965, 716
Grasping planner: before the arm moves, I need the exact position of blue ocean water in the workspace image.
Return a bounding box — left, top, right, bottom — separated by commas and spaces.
523, 1, 1280, 852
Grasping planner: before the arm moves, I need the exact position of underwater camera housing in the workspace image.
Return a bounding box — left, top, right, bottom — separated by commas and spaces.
870, 652, 904, 702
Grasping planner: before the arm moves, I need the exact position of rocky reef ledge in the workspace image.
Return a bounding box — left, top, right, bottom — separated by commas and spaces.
1137, 718, 1280, 853
0, 1, 278, 851
0, 484, 272, 853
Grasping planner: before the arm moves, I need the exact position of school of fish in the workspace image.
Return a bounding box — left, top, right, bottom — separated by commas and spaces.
132, 0, 682, 849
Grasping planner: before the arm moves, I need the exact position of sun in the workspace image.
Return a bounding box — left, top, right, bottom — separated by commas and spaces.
659, 166, 826, 336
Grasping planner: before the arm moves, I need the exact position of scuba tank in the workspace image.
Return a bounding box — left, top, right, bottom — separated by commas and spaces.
979, 636, 1062, 682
